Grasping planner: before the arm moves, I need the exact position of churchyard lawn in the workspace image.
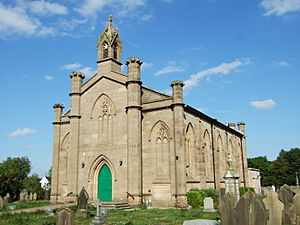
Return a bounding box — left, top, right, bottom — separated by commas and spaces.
0, 207, 219, 225
0, 200, 50, 212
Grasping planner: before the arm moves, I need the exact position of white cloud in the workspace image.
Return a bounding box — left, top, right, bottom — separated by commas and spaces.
184, 58, 250, 91
273, 60, 290, 67
142, 62, 153, 70
260, 0, 300, 16
9, 128, 37, 137
25, 145, 33, 150
61, 63, 96, 77
154, 61, 185, 76
29, 1, 68, 16
44, 75, 53, 80
159, 0, 175, 3
80, 67, 97, 78
250, 99, 277, 109
77, 0, 146, 17
141, 14, 153, 21
61, 63, 82, 70
0, 2, 55, 38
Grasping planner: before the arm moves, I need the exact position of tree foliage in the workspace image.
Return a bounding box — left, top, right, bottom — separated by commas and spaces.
23, 173, 48, 200
248, 148, 300, 188
247, 156, 275, 186
272, 148, 300, 186
0, 157, 31, 199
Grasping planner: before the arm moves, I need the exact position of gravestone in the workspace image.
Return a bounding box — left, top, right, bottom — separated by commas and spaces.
235, 191, 268, 225
219, 188, 225, 206
90, 199, 105, 225
289, 193, 300, 225
0, 196, 3, 209
183, 219, 219, 225
24, 191, 28, 201
4, 193, 10, 204
19, 192, 25, 201
203, 197, 215, 212
278, 184, 294, 225
33, 192, 37, 201
29, 192, 33, 201
219, 193, 237, 225
223, 153, 240, 200
78, 187, 89, 211
263, 191, 284, 225
57, 208, 74, 225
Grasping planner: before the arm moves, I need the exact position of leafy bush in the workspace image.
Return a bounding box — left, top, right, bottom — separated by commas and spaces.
187, 191, 203, 208
189, 188, 219, 207
239, 187, 255, 196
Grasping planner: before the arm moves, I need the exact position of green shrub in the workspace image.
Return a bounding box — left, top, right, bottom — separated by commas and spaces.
239, 187, 255, 196
189, 188, 219, 208
187, 191, 203, 208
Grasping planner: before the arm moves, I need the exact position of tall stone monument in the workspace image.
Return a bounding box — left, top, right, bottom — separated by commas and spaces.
224, 153, 240, 200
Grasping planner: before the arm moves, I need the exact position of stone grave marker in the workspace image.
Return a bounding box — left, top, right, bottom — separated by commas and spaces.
57, 208, 74, 225
263, 191, 284, 225
278, 184, 294, 225
203, 197, 215, 212
0, 196, 3, 209
219, 188, 225, 206
19, 192, 25, 201
24, 191, 28, 201
235, 191, 268, 225
33, 192, 37, 201
219, 193, 236, 225
183, 219, 219, 225
29, 193, 33, 201
78, 187, 89, 211
90, 199, 105, 225
289, 193, 300, 225
4, 193, 10, 204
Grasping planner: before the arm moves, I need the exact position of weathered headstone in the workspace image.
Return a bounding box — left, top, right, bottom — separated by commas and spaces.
33, 192, 37, 201
289, 193, 300, 225
24, 191, 28, 201
235, 191, 268, 225
78, 187, 89, 211
219, 188, 225, 206
19, 192, 25, 201
183, 219, 219, 225
219, 193, 237, 225
0, 196, 3, 209
29, 192, 33, 201
203, 197, 215, 212
4, 193, 10, 204
278, 184, 295, 225
90, 199, 105, 225
57, 208, 74, 225
263, 191, 284, 225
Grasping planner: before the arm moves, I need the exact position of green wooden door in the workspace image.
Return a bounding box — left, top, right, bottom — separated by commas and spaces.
98, 164, 112, 201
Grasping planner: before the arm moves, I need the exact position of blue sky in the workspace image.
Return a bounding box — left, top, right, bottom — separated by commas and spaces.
0, 0, 299, 176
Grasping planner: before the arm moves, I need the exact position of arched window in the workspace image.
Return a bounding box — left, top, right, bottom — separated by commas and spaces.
113, 42, 118, 60
103, 42, 108, 59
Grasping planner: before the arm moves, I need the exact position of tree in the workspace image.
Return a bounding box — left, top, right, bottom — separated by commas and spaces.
272, 148, 300, 187
0, 157, 31, 199
23, 173, 47, 200
247, 156, 275, 186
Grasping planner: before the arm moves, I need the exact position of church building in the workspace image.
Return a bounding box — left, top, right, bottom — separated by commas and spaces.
50, 16, 249, 207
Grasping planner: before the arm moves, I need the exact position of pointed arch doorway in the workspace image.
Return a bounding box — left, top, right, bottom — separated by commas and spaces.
98, 164, 112, 201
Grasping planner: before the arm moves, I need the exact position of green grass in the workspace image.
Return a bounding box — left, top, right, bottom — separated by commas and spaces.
0, 207, 219, 225
0, 200, 50, 212
105, 208, 219, 225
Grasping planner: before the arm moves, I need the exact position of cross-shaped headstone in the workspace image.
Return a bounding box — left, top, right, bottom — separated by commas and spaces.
90, 199, 105, 225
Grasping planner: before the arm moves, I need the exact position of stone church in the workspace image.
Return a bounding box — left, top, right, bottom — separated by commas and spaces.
50, 16, 249, 207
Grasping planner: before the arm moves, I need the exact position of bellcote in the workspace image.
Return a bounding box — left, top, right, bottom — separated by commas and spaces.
97, 15, 122, 73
